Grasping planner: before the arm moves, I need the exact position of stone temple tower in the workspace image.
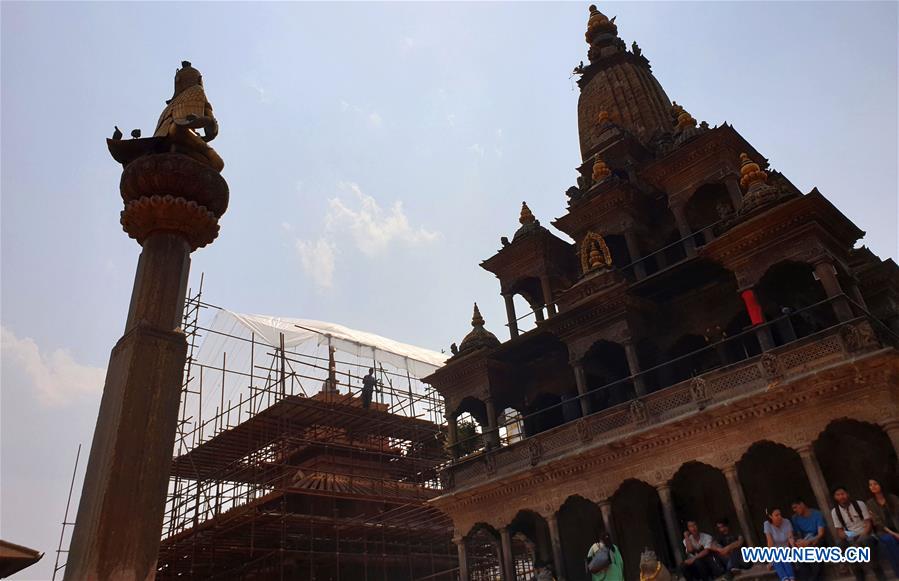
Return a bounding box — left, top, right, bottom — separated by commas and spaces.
576, 4, 672, 159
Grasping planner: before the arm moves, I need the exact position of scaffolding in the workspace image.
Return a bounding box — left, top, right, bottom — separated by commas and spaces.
157, 282, 457, 580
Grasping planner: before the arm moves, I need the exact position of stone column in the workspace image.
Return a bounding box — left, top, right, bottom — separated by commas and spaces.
624, 230, 647, 279
848, 282, 868, 312
504, 294, 519, 339
723, 465, 757, 546
725, 175, 743, 211
541, 274, 557, 317
485, 397, 500, 449
455, 537, 470, 581
796, 444, 839, 541
599, 501, 615, 542
883, 420, 899, 458
447, 413, 459, 459
547, 512, 566, 581
670, 203, 696, 256
534, 303, 546, 323
813, 260, 854, 322
656, 484, 684, 566
623, 340, 647, 396
65, 154, 227, 581
500, 527, 515, 581
740, 288, 775, 351
572, 360, 591, 417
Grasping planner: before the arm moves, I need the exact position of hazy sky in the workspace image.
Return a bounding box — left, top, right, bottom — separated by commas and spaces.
2, 2, 897, 579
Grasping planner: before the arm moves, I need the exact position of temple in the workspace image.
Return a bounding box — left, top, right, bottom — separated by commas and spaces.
424, 6, 899, 580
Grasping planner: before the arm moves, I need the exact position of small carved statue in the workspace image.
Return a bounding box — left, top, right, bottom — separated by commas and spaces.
450, 343, 459, 355
631, 41, 642, 58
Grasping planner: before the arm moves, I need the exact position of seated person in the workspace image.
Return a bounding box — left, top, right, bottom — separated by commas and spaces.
710, 517, 750, 577
681, 520, 723, 581
763, 508, 795, 581
790, 498, 826, 581
831, 485, 886, 581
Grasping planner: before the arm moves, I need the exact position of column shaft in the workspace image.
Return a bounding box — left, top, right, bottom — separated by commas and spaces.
797, 445, 839, 542
725, 176, 743, 210
723, 466, 757, 546
547, 512, 566, 581
541, 275, 557, 317
599, 501, 615, 542
657, 485, 684, 566
573, 361, 591, 417
671, 204, 696, 256
447, 414, 459, 459
500, 527, 515, 581
814, 260, 854, 322
623, 341, 646, 396
456, 538, 470, 581
485, 397, 500, 449
504, 294, 519, 339
624, 230, 647, 279
741, 288, 775, 351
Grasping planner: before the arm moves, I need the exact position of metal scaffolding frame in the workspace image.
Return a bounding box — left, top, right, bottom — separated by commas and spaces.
156, 281, 457, 580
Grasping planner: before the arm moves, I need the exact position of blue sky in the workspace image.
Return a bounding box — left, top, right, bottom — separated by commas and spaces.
1, 2, 896, 579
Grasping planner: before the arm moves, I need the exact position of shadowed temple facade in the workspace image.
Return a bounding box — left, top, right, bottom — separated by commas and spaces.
424, 6, 899, 581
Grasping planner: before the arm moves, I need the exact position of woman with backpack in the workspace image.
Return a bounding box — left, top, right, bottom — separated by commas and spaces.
586, 531, 624, 581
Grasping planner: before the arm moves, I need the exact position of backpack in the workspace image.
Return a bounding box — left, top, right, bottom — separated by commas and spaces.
833, 500, 865, 530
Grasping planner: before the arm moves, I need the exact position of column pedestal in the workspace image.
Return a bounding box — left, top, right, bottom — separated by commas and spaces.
456, 538, 470, 581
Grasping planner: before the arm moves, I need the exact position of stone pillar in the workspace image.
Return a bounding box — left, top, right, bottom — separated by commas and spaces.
500, 527, 515, 581
670, 203, 696, 256
599, 501, 615, 542
447, 413, 459, 459
725, 175, 743, 211
883, 420, 899, 458
504, 294, 519, 339
723, 465, 757, 546
547, 512, 566, 581
623, 340, 647, 396
572, 360, 591, 417
534, 303, 546, 323
65, 154, 227, 581
455, 537, 470, 581
541, 274, 557, 317
796, 444, 839, 541
485, 397, 500, 449
656, 484, 684, 566
740, 288, 775, 351
624, 230, 647, 279
848, 282, 869, 311
813, 260, 854, 322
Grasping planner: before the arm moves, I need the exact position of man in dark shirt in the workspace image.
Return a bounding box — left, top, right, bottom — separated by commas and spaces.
361, 368, 376, 409
790, 498, 826, 581
710, 518, 749, 578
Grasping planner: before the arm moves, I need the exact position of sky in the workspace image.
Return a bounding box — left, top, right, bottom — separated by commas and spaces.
1, 1, 897, 579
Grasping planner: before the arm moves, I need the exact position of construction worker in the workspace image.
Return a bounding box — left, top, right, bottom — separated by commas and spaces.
361, 368, 376, 409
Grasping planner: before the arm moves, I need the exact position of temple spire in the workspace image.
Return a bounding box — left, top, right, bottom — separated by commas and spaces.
519, 201, 535, 225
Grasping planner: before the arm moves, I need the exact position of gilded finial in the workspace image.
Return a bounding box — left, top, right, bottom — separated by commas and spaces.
519, 201, 535, 225
597, 110, 610, 125
589, 246, 605, 270
676, 106, 697, 130
471, 303, 485, 327
739, 152, 767, 191
592, 156, 611, 182
586, 4, 617, 44
580, 231, 613, 273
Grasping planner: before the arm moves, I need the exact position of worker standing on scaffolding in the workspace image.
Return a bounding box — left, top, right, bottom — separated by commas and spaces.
361, 368, 376, 409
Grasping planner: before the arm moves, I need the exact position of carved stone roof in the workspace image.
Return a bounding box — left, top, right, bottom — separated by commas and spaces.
457, 303, 501, 356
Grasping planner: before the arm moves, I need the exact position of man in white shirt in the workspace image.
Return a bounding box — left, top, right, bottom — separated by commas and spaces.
830, 486, 885, 581
681, 520, 722, 581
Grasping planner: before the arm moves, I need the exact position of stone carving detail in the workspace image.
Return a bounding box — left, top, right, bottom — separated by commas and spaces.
121, 194, 220, 250
484, 452, 496, 476
760, 353, 782, 379
628, 399, 648, 423
841, 324, 863, 352
652, 466, 677, 486
576, 418, 593, 443
528, 439, 543, 466
580, 231, 613, 273
689, 377, 708, 402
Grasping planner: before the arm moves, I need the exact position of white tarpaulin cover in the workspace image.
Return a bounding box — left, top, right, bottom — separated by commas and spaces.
221, 310, 446, 377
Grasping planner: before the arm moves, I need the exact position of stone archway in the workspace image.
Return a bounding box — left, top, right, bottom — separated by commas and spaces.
508, 510, 551, 579
558, 495, 605, 581
611, 480, 673, 580
738, 441, 816, 543
671, 462, 738, 539
466, 523, 502, 581
814, 419, 899, 501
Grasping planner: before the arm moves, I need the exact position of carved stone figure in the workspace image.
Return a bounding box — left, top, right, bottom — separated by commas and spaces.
108, 61, 224, 172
